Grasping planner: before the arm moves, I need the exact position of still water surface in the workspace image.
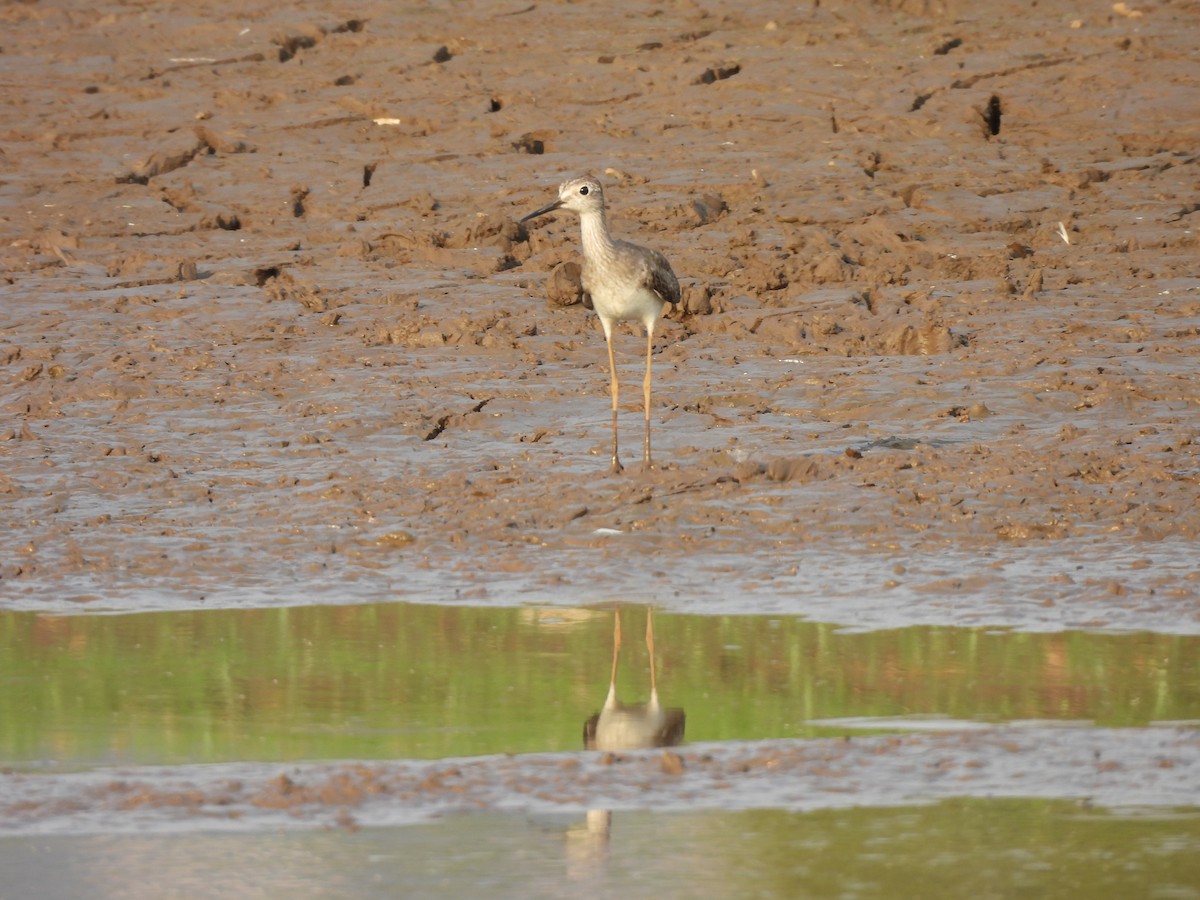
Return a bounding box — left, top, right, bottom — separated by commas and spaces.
3, 803, 1198, 898
2, 603, 1198, 898
3, 602, 1196, 768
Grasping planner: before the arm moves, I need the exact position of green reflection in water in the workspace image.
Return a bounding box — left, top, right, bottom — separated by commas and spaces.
1, 604, 1197, 768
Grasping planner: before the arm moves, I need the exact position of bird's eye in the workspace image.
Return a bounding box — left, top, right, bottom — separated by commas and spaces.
579, 185, 589, 195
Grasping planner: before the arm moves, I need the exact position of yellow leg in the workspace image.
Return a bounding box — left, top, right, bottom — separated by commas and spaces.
642, 327, 654, 471
605, 327, 622, 473
646, 608, 657, 695
610, 610, 622, 690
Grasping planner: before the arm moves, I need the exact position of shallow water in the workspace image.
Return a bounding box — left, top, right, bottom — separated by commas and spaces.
3, 603, 1199, 895
2, 609, 1200, 897
4, 603, 1197, 770
3, 802, 1199, 899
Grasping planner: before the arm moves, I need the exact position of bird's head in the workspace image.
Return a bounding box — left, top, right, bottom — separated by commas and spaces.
520, 176, 604, 223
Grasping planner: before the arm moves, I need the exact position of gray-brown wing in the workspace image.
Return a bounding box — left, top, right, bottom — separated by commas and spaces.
655, 708, 686, 747
638, 246, 681, 306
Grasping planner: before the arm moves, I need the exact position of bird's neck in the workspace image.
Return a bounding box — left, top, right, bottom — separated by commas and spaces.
579, 208, 617, 261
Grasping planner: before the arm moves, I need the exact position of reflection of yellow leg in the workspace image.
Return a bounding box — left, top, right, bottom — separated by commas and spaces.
604, 324, 622, 473
610, 610, 622, 690
642, 328, 654, 470
646, 608, 657, 695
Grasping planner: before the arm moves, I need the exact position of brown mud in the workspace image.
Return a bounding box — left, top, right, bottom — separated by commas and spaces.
4, 725, 1198, 834
1, 0, 1199, 629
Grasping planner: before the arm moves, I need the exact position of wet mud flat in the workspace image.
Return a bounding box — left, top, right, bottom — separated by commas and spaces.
1, 0, 1198, 625
2, 0, 1200, 892
3, 725, 1198, 834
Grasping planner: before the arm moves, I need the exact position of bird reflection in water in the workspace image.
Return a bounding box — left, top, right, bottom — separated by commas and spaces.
584, 608, 685, 751
568, 608, 685, 877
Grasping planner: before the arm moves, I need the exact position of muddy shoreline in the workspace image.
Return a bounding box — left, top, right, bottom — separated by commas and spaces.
6, 726, 1198, 835
2, 0, 1199, 627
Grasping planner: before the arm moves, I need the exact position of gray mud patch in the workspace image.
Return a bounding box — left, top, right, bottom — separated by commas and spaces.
3, 726, 1197, 835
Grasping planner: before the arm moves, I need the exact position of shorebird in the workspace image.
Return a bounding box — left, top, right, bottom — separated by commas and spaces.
521, 176, 681, 473
583, 609, 685, 751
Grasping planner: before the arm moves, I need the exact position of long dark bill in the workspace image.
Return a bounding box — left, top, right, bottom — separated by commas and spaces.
520, 199, 563, 223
